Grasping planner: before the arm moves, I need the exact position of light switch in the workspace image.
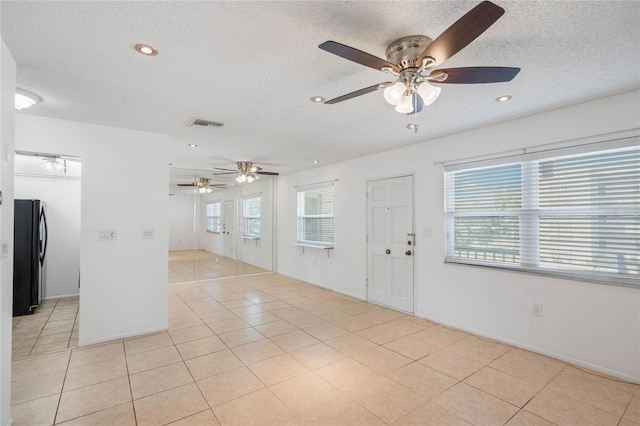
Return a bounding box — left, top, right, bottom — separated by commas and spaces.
98, 229, 118, 241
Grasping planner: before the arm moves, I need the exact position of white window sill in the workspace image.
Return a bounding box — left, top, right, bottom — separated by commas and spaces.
293, 243, 334, 250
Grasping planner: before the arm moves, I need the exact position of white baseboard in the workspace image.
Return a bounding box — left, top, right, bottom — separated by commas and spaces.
42, 293, 79, 300
276, 272, 367, 301
77, 324, 167, 347
416, 312, 640, 384
310, 282, 366, 301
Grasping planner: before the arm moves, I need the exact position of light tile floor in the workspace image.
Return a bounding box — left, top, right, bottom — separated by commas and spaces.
12, 297, 79, 359
10, 273, 640, 425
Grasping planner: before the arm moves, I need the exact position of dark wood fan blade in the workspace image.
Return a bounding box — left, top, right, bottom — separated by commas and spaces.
319, 41, 400, 73
430, 66, 520, 84
212, 167, 237, 172
256, 171, 279, 176
325, 83, 390, 104
418, 1, 505, 68
177, 183, 196, 187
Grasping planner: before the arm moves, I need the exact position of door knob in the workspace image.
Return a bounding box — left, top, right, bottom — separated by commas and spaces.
385, 249, 391, 254
407, 240, 412, 245
405, 250, 412, 256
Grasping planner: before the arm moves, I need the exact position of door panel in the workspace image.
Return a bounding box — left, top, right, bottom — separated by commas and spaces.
391, 257, 409, 298
391, 205, 408, 245
371, 185, 386, 202
372, 207, 387, 243
367, 176, 414, 313
390, 182, 408, 201
371, 255, 387, 293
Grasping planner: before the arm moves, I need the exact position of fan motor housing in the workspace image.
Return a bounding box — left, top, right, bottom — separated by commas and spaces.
386, 35, 433, 69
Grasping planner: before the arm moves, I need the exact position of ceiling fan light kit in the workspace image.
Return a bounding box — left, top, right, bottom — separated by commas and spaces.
194, 186, 212, 194
318, 1, 520, 126
236, 173, 257, 184
176, 177, 226, 193
417, 83, 441, 106
236, 161, 260, 183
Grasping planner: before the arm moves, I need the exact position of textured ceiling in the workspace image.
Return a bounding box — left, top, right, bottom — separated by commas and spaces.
2, 1, 639, 176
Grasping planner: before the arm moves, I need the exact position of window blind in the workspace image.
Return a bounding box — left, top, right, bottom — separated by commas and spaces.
242, 195, 261, 237
205, 201, 221, 233
444, 144, 639, 287
297, 184, 334, 246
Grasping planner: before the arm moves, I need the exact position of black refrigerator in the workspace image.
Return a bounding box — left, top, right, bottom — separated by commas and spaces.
13, 199, 48, 316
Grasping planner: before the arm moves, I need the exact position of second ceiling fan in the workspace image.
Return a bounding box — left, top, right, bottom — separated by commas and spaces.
177, 177, 227, 194
212, 162, 279, 184
319, 1, 520, 115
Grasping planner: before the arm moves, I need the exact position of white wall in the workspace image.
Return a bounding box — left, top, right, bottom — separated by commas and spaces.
14, 172, 81, 299
169, 194, 197, 251
277, 90, 640, 382
0, 37, 16, 426
15, 114, 169, 346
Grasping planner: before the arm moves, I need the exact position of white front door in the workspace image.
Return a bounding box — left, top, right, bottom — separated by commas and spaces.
367, 175, 414, 313
223, 199, 235, 259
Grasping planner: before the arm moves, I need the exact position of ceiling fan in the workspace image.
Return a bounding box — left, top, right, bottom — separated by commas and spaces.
177, 177, 227, 194
212, 161, 279, 184
319, 1, 520, 116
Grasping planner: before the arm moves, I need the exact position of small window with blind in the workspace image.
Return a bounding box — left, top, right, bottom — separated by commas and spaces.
205, 201, 221, 233
297, 184, 334, 246
444, 141, 639, 287
242, 195, 261, 238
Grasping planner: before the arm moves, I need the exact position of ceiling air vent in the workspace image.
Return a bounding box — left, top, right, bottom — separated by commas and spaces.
190, 118, 225, 128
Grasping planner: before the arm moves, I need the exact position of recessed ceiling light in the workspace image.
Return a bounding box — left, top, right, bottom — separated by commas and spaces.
187, 144, 198, 148
135, 44, 158, 56
312, 160, 319, 164
310, 96, 325, 103
15, 89, 41, 110
496, 95, 512, 102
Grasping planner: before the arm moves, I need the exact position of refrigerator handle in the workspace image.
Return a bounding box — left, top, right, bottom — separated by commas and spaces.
39, 208, 48, 265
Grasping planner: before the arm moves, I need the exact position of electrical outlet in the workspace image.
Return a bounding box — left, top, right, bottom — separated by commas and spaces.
533, 303, 543, 317
142, 228, 155, 239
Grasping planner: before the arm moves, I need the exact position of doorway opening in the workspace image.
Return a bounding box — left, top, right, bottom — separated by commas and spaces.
12, 151, 81, 358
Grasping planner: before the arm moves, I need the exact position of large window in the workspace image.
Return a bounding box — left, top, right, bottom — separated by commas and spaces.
444, 142, 639, 286
297, 184, 334, 246
205, 201, 221, 233
242, 195, 261, 237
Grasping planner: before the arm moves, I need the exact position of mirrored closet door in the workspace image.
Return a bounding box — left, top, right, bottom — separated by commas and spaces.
168, 167, 275, 283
